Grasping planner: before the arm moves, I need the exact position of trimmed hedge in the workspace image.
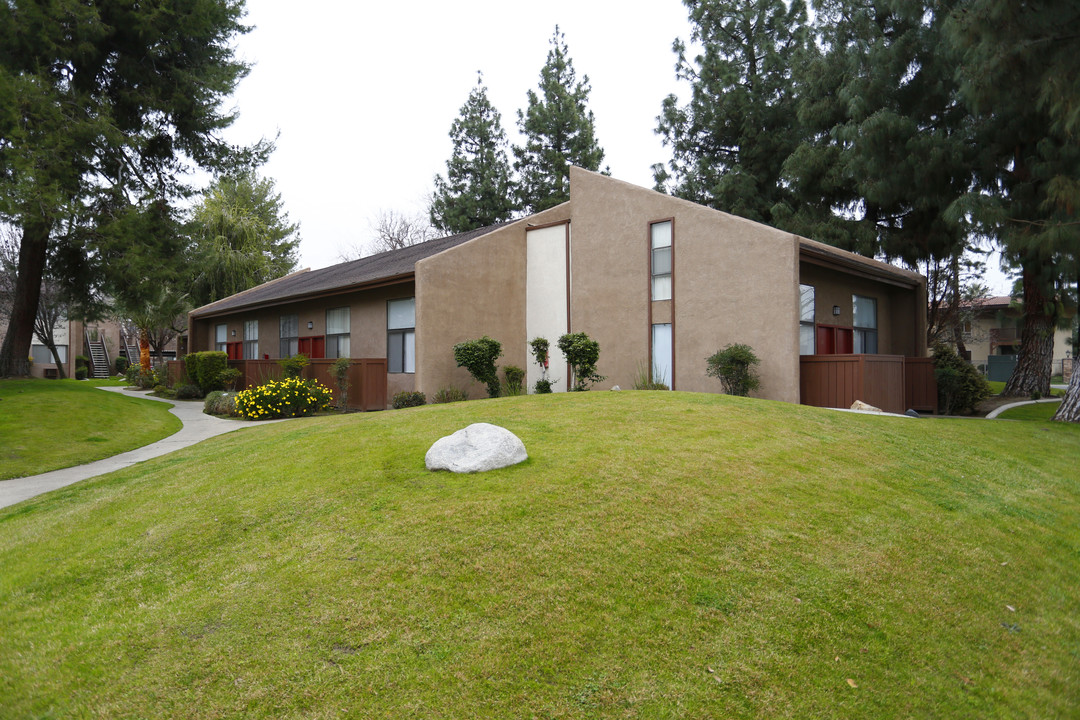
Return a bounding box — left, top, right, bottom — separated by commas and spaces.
184, 351, 228, 394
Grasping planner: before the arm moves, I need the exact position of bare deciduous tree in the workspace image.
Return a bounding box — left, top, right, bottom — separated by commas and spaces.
338, 209, 437, 261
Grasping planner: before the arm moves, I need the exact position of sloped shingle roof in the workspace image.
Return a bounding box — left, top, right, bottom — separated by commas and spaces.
190, 223, 508, 318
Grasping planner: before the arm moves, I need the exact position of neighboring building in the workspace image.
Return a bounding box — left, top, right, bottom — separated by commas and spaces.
188, 168, 928, 407
961, 296, 1074, 379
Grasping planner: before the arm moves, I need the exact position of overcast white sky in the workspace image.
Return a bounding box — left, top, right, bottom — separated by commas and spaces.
221, 0, 1012, 293
222, 0, 694, 267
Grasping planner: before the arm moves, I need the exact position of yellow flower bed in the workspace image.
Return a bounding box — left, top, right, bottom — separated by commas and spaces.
234, 377, 333, 420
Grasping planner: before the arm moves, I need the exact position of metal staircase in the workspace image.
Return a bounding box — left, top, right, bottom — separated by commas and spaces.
84, 329, 111, 378
119, 328, 140, 368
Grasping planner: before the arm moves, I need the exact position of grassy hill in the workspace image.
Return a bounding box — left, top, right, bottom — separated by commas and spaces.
1, 392, 1077, 718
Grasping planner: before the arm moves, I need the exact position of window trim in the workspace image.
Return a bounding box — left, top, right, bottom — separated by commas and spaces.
325, 307, 351, 359
649, 219, 674, 302
387, 298, 416, 374
852, 294, 878, 354
799, 284, 815, 355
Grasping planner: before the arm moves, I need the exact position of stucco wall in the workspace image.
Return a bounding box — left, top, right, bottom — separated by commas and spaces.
566, 167, 801, 402
798, 261, 925, 358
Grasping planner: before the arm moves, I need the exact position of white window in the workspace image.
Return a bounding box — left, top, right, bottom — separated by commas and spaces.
215, 324, 227, 353
326, 307, 350, 359
244, 319, 259, 359
800, 284, 815, 355
31, 344, 67, 365
651, 220, 672, 301
853, 295, 878, 354
279, 314, 298, 358
387, 298, 415, 373
651, 323, 672, 388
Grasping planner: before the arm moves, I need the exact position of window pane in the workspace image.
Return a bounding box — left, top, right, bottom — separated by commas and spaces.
800, 324, 815, 355
854, 329, 878, 354
652, 323, 672, 387
652, 274, 671, 301
215, 324, 227, 343
853, 295, 877, 329
651, 220, 672, 250
326, 307, 350, 334
403, 330, 415, 373
280, 314, 298, 338
388, 298, 415, 330
388, 331, 404, 373
244, 340, 258, 360
652, 246, 672, 275
31, 345, 53, 364
337, 335, 350, 359
245, 319, 258, 340
800, 284, 815, 323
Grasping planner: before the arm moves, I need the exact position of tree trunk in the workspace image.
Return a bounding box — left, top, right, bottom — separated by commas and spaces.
1053, 358, 1080, 422
0, 221, 51, 377
139, 328, 151, 374
949, 253, 967, 358
45, 341, 67, 379
1002, 268, 1054, 397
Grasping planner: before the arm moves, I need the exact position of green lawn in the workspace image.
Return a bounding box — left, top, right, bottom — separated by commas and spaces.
986, 380, 1064, 398
0, 378, 182, 480
996, 400, 1064, 422
1, 392, 1078, 718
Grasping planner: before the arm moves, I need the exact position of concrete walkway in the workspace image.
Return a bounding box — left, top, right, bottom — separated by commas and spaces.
985, 396, 1063, 419
0, 387, 274, 510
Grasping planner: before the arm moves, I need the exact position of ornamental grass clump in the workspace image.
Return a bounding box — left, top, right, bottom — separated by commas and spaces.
234, 377, 332, 420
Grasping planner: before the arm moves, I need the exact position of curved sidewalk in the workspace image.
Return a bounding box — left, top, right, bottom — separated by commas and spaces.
0, 387, 269, 510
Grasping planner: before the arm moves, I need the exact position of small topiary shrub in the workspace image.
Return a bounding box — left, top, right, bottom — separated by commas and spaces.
114, 356, 129, 374
184, 351, 228, 394
529, 337, 557, 393
933, 343, 990, 414
534, 378, 554, 394
234, 377, 332, 420
277, 353, 309, 379
203, 390, 238, 416
431, 386, 468, 404
75, 367, 88, 380
706, 343, 761, 396
175, 383, 204, 400
558, 332, 605, 391
453, 336, 503, 398
217, 367, 242, 391
74, 355, 89, 371
502, 364, 525, 396
392, 390, 427, 409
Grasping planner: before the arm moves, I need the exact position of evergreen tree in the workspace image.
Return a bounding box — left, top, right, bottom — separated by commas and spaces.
0, 0, 263, 376
654, 0, 810, 226
429, 75, 516, 235
188, 173, 301, 308
945, 0, 1080, 398
514, 27, 607, 214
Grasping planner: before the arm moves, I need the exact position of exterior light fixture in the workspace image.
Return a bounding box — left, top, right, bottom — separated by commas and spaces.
231, 329, 236, 336
307, 321, 313, 329
832, 306, 841, 316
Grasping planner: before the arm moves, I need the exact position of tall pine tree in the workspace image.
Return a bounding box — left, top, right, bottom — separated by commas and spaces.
514, 27, 607, 214
0, 0, 262, 376
430, 74, 516, 235
946, 0, 1080, 398
654, 0, 810, 227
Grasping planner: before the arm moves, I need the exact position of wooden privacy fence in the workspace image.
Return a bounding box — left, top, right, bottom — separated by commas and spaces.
800, 354, 937, 415
167, 358, 388, 411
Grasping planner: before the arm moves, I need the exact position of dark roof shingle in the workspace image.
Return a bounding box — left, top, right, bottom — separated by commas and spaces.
191, 223, 508, 317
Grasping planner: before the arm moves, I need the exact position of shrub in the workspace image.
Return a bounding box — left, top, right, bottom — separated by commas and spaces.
706, 343, 761, 396
74, 367, 88, 380
932, 343, 990, 414
534, 378, 554, 394
502, 364, 525, 396
74, 354, 89, 370
277, 353, 309, 379
452, 336, 503, 398
124, 364, 141, 385
114, 356, 129, 374
203, 391, 238, 416
329, 357, 351, 410
431, 386, 468, 404
184, 351, 228, 394
558, 332, 605, 391
218, 367, 242, 391
392, 390, 427, 409
234, 377, 333, 420
137, 369, 156, 389
175, 383, 204, 400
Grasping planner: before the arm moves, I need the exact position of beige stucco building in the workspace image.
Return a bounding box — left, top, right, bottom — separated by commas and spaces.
188, 168, 928, 406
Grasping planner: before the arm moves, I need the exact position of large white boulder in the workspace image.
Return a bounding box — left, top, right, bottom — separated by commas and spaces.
425, 423, 528, 473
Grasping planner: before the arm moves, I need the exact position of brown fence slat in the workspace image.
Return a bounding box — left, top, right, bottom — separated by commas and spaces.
800, 354, 914, 414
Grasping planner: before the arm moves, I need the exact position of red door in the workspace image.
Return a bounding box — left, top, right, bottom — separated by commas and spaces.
816, 325, 854, 354
298, 336, 325, 359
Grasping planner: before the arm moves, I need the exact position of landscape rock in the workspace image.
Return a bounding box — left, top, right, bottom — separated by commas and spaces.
425, 422, 528, 473
850, 400, 882, 412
